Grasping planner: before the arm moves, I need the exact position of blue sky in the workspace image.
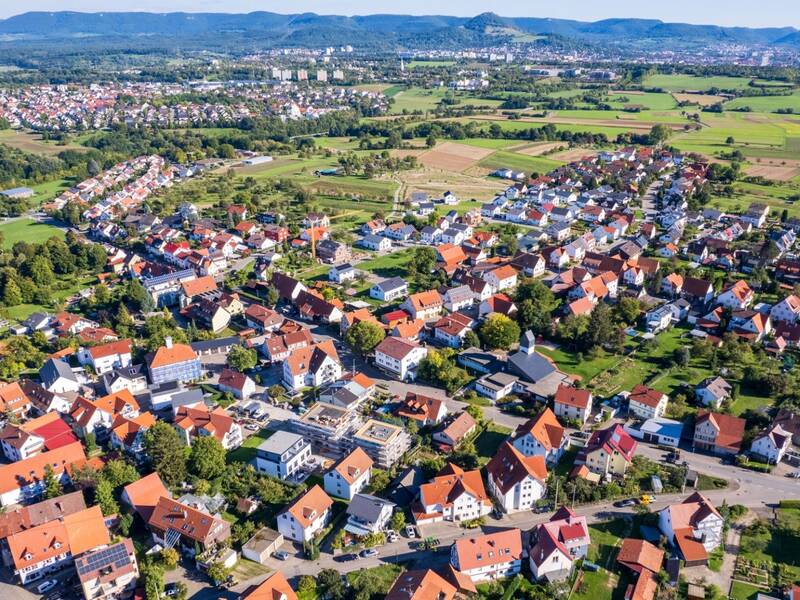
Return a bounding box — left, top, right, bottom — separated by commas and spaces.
1, 1, 797, 28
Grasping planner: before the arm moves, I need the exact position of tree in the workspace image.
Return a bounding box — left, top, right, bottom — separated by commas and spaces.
227, 345, 258, 372
85, 431, 98, 453
143, 421, 188, 487
649, 124, 672, 145
344, 320, 385, 356
615, 297, 642, 325
102, 459, 139, 490
160, 548, 179, 570
298, 576, 316, 596
206, 561, 231, 585
463, 329, 481, 349
390, 511, 406, 532
2, 278, 21, 306
584, 303, 617, 350
142, 561, 165, 600
465, 404, 484, 424
189, 436, 226, 480
264, 286, 279, 307
268, 384, 285, 400
418, 348, 470, 395
43, 464, 63, 498
515, 279, 559, 334
316, 569, 347, 600
479, 314, 521, 350
95, 479, 120, 516
369, 470, 391, 494
407, 246, 436, 277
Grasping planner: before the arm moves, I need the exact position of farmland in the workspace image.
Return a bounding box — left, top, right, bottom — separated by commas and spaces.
642, 74, 760, 92
0, 129, 86, 156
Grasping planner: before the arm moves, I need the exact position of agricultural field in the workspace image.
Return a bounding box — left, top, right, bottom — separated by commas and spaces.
643, 74, 759, 92
724, 92, 800, 113
406, 60, 456, 68
0, 129, 86, 156
0, 217, 65, 248
388, 87, 502, 114
606, 92, 678, 111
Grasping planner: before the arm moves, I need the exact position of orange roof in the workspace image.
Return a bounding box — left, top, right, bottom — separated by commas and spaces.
0, 382, 30, 413
489, 264, 518, 281
149, 342, 198, 369
350, 372, 375, 390
331, 447, 373, 485
284, 485, 333, 528
122, 472, 170, 521
724, 280, 752, 302
617, 538, 665, 574
88, 339, 132, 360
396, 392, 446, 423
393, 319, 425, 338
6, 505, 108, 571
386, 569, 456, 600
673, 527, 708, 563
284, 340, 338, 377
94, 389, 140, 415
629, 385, 666, 409
174, 405, 236, 444
436, 244, 467, 266
554, 385, 591, 410
0, 442, 86, 494
419, 464, 490, 512
454, 529, 522, 572
408, 290, 442, 312
486, 442, 548, 493
181, 275, 218, 298
665, 273, 684, 288
241, 572, 298, 600
515, 407, 564, 450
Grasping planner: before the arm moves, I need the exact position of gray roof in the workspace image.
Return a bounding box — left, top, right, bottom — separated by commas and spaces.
190, 336, 240, 352
40, 358, 77, 387
170, 388, 205, 410
102, 364, 144, 387
346, 493, 395, 523
374, 277, 407, 292
508, 348, 557, 383
257, 431, 306, 455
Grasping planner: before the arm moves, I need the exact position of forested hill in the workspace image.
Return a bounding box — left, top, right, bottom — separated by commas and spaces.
0, 10, 797, 48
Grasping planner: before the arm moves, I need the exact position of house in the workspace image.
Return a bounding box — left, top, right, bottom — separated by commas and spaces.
361, 234, 391, 251
443, 285, 474, 313
386, 569, 457, 600
681, 277, 714, 305
244, 304, 283, 333
39, 358, 80, 394
529, 506, 590, 582
77, 339, 133, 375
750, 425, 792, 464
147, 337, 202, 384
239, 572, 297, 600
174, 404, 243, 450
109, 412, 156, 456
282, 340, 341, 391
484, 265, 518, 293
616, 539, 663, 600
486, 442, 547, 513
270, 272, 307, 302
361, 219, 386, 236
69, 390, 140, 438
316, 240, 350, 264
0, 381, 32, 418
657, 493, 724, 566
277, 485, 333, 543
414, 463, 492, 524
121, 472, 170, 522
374, 337, 428, 382
433, 412, 477, 450
0, 442, 86, 506
370, 277, 408, 302
625, 418, 684, 448
576, 424, 637, 478
433, 313, 474, 348
76, 539, 139, 600
770, 294, 800, 324
345, 493, 395, 536
717, 280, 754, 310
218, 369, 256, 400
510, 252, 546, 278
329, 263, 357, 284
628, 385, 669, 420
553, 385, 593, 425
451, 529, 523, 582
352, 419, 411, 469
148, 497, 231, 554
323, 447, 373, 500
395, 392, 448, 426
179, 275, 218, 308
474, 372, 518, 402
695, 377, 732, 409
511, 407, 567, 465
5, 505, 109, 584
255, 431, 311, 480
183, 297, 231, 333
295, 290, 343, 324
661, 273, 684, 297
0, 412, 77, 462
102, 365, 148, 395
693, 411, 745, 456
478, 294, 518, 320
401, 290, 443, 321
421, 226, 443, 245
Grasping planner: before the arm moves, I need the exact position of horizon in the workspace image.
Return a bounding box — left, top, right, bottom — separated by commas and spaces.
0, 2, 798, 30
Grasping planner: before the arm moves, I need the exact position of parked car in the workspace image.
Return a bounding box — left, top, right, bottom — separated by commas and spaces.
164, 584, 179, 597
789, 471, 800, 479
533, 504, 552, 514
614, 498, 637, 508
37, 580, 58, 594
360, 548, 379, 558
405, 524, 417, 538
334, 553, 357, 562
273, 550, 290, 561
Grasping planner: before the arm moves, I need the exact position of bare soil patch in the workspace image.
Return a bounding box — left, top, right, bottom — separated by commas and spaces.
416, 141, 494, 172
389, 149, 426, 159
515, 141, 568, 156
745, 158, 800, 181
396, 168, 504, 201
672, 93, 727, 106
551, 147, 600, 162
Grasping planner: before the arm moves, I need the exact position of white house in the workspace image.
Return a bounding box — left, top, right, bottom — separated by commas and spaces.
628, 385, 668, 420
695, 377, 732, 409
486, 442, 547, 513
750, 425, 792, 464
277, 485, 333, 543
77, 339, 133, 375
511, 408, 567, 466
415, 464, 492, 524
771, 294, 800, 324
553, 385, 593, 425
529, 507, 590, 582
39, 359, 80, 394
370, 277, 408, 302
329, 263, 357, 284
484, 265, 518, 294
374, 337, 428, 382
657, 493, 724, 564
323, 447, 373, 500
451, 529, 522, 582
255, 431, 312, 480
344, 494, 395, 537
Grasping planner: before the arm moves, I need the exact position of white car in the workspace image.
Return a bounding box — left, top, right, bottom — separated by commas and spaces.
37, 580, 58, 594
405, 525, 417, 538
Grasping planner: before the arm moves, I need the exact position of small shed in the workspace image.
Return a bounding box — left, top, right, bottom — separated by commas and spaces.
651, 475, 663, 494
242, 527, 284, 565
687, 584, 705, 600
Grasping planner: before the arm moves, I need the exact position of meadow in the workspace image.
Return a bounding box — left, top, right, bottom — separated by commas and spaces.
0, 217, 65, 248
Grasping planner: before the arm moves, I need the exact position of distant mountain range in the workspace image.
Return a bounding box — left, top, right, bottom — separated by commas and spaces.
0, 11, 797, 49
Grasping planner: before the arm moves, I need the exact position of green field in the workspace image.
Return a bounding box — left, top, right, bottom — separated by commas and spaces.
0, 218, 65, 248
725, 92, 800, 113
407, 60, 456, 68
0, 129, 86, 156
643, 74, 757, 92
478, 150, 564, 175
606, 92, 678, 111
389, 88, 502, 114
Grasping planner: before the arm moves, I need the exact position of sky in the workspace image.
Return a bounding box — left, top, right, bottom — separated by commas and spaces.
0, 1, 797, 29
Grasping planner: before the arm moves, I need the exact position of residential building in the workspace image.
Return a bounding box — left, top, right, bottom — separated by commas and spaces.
218, 369, 256, 400
370, 278, 408, 302
102, 365, 148, 396
717, 280, 754, 310
394, 392, 448, 426
433, 412, 477, 451
576, 424, 637, 478
148, 497, 231, 554
255, 431, 311, 481
771, 294, 800, 324
693, 411, 745, 456
553, 385, 593, 425
352, 419, 412, 469
374, 337, 428, 382
323, 447, 373, 500
451, 529, 523, 582
750, 425, 792, 464
401, 290, 444, 321
39, 359, 80, 394
277, 485, 333, 543
174, 405, 242, 450
511, 407, 567, 465
75, 539, 139, 600
657, 493, 723, 566
414, 463, 492, 524
385, 569, 457, 600
329, 263, 356, 284
147, 337, 202, 384
529, 506, 590, 582
121, 472, 169, 523
344, 493, 395, 536
486, 442, 547, 513
239, 572, 297, 600
628, 385, 669, 420
290, 402, 360, 459
282, 340, 341, 391
77, 339, 133, 375
695, 377, 732, 409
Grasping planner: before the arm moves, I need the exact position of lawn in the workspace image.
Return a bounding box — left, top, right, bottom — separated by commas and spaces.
572, 568, 622, 600
730, 581, 765, 600
587, 520, 628, 566
477, 150, 564, 176
0, 217, 65, 248
725, 92, 800, 114
474, 422, 512, 465
606, 92, 678, 111
738, 510, 800, 583
537, 345, 623, 384
346, 564, 404, 594
2, 273, 96, 322
357, 249, 414, 278
0, 129, 86, 156
227, 428, 273, 464
407, 60, 456, 68
389, 87, 501, 114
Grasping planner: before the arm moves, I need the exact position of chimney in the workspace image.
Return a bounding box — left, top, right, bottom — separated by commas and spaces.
165, 336, 173, 349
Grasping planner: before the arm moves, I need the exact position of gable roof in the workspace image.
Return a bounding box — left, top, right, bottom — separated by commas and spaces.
486, 442, 548, 493
122, 472, 170, 522
0, 442, 86, 495
330, 447, 373, 485
149, 342, 198, 369
617, 538, 665, 574
514, 407, 564, 451
553, 385, 591, 410
386, 569, 456, 600
241, 571, 298, 600
282, 485, 333, 528
696, 411, 746, 452
454, 529, 522, 572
